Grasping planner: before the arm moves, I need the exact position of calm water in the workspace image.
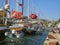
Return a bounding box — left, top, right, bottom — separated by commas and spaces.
0, 30, 49, 45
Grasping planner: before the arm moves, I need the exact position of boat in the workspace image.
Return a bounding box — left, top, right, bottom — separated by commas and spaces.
0, 0, 43, 40
0, 27, 9, 41
0, 0, 10, 41
6, 0, 40, 36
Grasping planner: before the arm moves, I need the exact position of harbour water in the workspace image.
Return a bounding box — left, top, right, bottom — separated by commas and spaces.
0, 30, 49, 45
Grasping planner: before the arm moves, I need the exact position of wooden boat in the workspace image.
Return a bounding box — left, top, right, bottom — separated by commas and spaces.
8, 18, 40, 35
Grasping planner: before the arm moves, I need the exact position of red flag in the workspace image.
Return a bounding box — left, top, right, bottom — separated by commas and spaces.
19, 4, 23, 6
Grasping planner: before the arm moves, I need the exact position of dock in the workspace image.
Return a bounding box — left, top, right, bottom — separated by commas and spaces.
44, 30, 60, 45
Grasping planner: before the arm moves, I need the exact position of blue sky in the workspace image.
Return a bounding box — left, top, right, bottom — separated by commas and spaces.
0, 0, 60, 21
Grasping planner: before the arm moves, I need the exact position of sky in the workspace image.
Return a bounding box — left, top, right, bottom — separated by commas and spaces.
0, 0, 60, 21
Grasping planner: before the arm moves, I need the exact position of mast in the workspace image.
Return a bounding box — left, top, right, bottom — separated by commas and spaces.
5, 0, 8, 4
22, 0, 24, 16
28, 0, 30, 17
34, 6, 36, 14
16, 0, 18, 11
3, 9, 5, 24
4, 0, 9, 25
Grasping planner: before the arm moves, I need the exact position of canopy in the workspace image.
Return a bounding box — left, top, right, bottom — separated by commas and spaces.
11, 11, 22, 19
29, 14, 37, 19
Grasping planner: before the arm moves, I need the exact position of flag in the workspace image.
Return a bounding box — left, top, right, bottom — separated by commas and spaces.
15, 0, 23, 7
19, 4, 23, 7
